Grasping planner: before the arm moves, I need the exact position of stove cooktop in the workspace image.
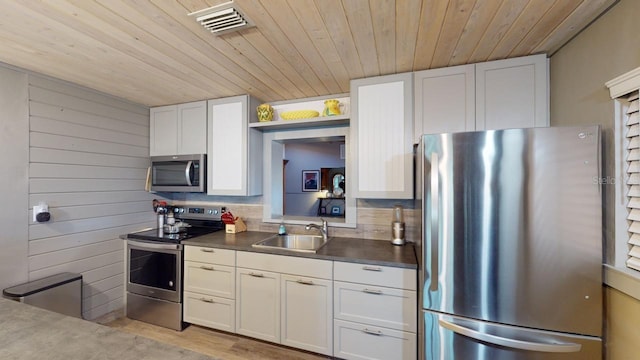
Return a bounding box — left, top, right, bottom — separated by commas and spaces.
126, 205, 226, 243
126, 226, 222, 243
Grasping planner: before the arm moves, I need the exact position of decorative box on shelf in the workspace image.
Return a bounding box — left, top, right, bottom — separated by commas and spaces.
249, 94, 350, 131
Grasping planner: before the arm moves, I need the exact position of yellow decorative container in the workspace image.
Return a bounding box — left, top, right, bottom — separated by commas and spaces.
323, 99, 341, 116
256, 103, 274, 122
280, 110, 320, 120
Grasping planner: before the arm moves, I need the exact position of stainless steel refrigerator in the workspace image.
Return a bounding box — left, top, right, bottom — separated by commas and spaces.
416, 126, 602, 359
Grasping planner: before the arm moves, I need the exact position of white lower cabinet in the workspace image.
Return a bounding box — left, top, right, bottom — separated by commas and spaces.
334, 262, 417, 360
334, 281, 416, 333
334, 319, 416, 360
236, 251, 333, 356
235, 268, 281, 343
183, 246, 236, 332
183, 248, 417, 359
183, 292, 235, 332
281, 274, 333, 355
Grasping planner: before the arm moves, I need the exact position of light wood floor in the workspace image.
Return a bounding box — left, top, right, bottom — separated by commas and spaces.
99, 316, 331, 360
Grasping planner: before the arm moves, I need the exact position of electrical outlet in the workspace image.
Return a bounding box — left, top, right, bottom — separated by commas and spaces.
33, 205, 44, 222
33, 202, 49, 222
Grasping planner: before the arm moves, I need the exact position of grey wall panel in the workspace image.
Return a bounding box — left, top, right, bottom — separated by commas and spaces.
31, 133, 148, 157
30, 102, 149, 136
27, 73, 152, 320
29, 164, 147, 180
29, 239, 123, 271
30, 148, 149, 168
29, 191, 154, 207
29, 224, 153, 256
29, 250, 123, 282
28, 75, 148, 118
29, 212, 154, 240
0, 66, 29, 291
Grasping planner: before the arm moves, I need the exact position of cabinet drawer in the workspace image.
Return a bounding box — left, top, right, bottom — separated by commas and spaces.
334, 281, 416, 332
184, 246, 235, 266
184, 291, 235, 333
184, 261, 235, 299
237, 251, 332, 279
334, 319, 416, 360
334, 261, 416, 290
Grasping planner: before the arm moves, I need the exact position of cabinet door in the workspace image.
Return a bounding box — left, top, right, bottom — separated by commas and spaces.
150, 105, 177, 156
177, 101, 207, 155
208, 95, 262, 196
476, 54, 548, 131
281, 274, 333, 356
351, 73, 413, 199
414, 64, 475, 142
236, 268, 280, 343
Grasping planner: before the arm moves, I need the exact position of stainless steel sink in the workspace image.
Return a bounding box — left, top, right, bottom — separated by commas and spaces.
252, 234, 330, 253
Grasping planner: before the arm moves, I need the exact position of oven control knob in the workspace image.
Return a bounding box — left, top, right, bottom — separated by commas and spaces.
207, 210, 212, 214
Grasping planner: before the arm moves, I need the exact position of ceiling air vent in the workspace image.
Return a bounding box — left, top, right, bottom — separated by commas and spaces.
189, 1, 253, 36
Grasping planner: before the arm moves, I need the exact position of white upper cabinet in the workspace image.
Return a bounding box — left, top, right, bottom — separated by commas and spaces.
414, 64, 475, 142
177, 101, 207, 154
475, 54, 548, 130
351, 72, 414, 199
413, 54, 549, 141
207, 95, 262, 196
149, 100, 206, 156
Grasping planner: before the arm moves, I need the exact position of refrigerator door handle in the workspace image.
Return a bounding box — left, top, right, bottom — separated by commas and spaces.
429, 153, 439, 291
438, 319, 582, 353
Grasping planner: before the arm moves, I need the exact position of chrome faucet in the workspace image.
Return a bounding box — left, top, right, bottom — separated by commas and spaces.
305, 218, 329, 241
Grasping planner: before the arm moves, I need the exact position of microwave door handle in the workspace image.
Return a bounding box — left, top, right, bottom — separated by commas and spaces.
185, 161, 193, 186
438, 319, 582, 353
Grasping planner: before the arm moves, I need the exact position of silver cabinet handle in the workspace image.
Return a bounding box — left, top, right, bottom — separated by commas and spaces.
296, 279, 314, 285
200, 298, 214, 303
362, 266, 382, 272
200, 265, 214, 271
363, 288, 383, 295
362, 328, 383, 336
438, 319, 582, 353
200, 248, 214, 253
249, 272, 264, 278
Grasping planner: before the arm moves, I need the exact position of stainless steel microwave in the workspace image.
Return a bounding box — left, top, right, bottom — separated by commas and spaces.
150, 154, 206, 192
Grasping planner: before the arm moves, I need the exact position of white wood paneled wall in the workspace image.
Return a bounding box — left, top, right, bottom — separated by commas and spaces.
27, 75, 154, 320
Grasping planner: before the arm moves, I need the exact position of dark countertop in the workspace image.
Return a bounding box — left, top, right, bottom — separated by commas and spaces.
0, 298, 215, 360
182, 231, 417, 269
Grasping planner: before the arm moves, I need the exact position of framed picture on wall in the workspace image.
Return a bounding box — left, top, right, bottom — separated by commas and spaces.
302, 170, 320, 192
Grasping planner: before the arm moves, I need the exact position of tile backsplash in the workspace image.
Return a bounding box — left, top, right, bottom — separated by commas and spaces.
168, 193, 419, 242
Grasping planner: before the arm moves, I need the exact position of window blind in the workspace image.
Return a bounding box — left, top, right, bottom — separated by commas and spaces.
626, 91, 640, 271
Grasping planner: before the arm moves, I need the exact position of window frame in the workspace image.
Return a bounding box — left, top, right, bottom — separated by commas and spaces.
606, 68, 640, 300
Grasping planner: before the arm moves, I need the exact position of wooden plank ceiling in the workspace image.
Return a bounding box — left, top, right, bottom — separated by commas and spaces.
0, 0, 616, 107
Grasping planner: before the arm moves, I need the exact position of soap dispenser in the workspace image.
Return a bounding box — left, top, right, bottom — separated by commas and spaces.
278, 221, 287, 235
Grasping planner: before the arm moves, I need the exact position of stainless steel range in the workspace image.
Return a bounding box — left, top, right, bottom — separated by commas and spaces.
125, 205, 224, 331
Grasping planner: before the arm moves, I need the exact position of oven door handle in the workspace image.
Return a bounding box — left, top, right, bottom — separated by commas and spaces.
127, 239, 181, 250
